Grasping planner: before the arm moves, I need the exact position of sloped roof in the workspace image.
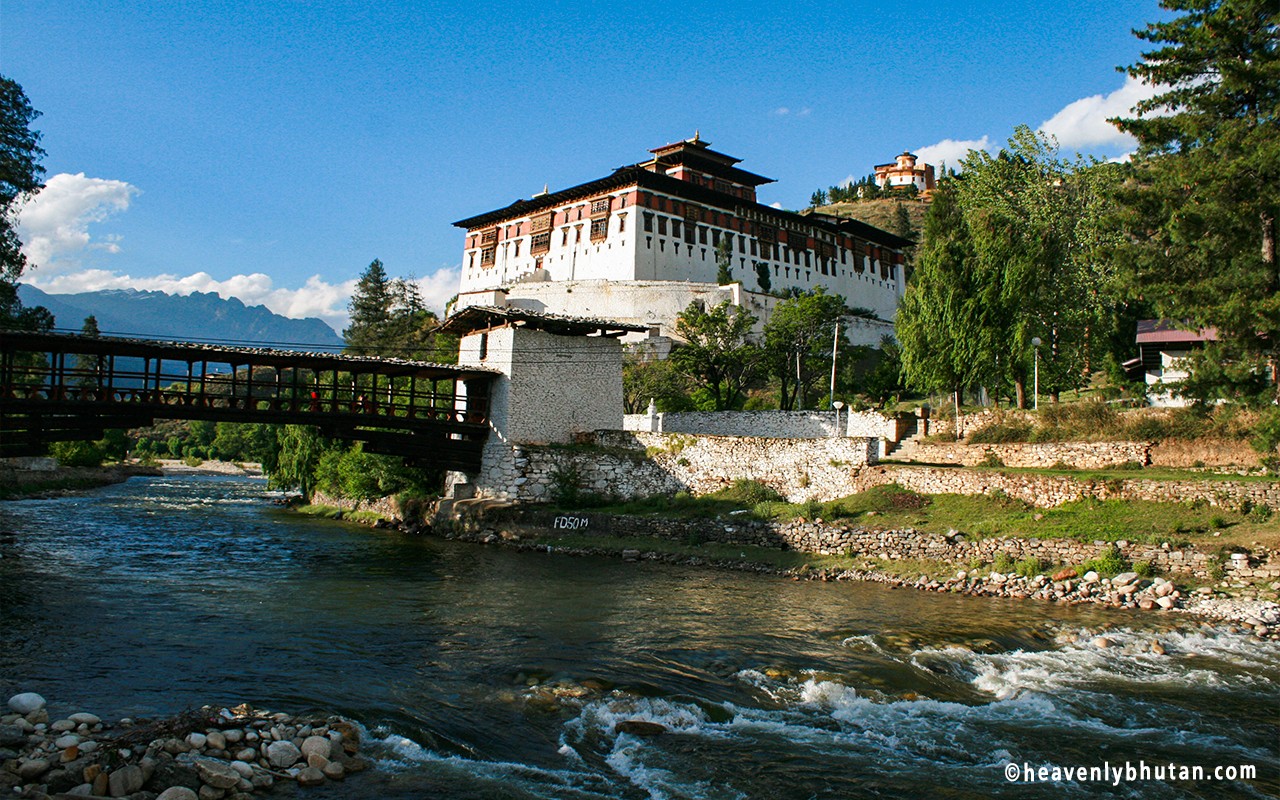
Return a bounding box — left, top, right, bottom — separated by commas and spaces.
437, 306, 648, 338
1135, 320, 1218, 345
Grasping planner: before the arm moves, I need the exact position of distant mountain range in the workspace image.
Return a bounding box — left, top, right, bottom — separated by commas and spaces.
17, 285, 344, 351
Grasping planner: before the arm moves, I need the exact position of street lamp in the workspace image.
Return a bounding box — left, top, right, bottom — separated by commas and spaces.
832, 400, 844, 437
1031, 337, 1042, 411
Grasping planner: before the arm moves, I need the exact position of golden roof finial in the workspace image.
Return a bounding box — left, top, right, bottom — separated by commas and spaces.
692, 129, 701, 143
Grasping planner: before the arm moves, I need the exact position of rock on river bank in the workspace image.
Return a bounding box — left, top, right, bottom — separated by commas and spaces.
1, 693, 368, 800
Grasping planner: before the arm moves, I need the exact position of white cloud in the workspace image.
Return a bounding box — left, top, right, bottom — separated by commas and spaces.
770, 201, 783, 209
1038, 75, 1158, 152
28, 266, 462, 331
913, 136, 992, 171
773, 107, 790, 116
16, 173, 140, 271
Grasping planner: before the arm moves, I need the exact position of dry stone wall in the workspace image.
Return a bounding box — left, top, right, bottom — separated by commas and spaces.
470, 431, 879, 503
622, 409, 904, 440
853, 464, 1280, 510
907, 441, 1151, 469
484, 507, 1279, 583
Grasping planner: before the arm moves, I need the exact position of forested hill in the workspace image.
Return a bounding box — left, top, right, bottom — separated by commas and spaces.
17, 285, 343, 350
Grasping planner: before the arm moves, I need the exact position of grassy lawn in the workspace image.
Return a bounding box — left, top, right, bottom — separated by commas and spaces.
554, 483, 1279, 549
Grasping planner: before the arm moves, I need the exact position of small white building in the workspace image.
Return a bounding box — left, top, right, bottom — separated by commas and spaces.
1132, 320, 1217, 407
873, 151, 936, 196
451, 134, 912, 347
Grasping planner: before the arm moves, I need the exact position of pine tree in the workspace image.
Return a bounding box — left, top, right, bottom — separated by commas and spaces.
343, 259, 395, 354
1111, 0, 1280, 401
0, 76, 50, 329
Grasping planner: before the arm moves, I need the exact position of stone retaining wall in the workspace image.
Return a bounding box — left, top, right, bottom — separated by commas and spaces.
853, 464, 1280, 510
622, 409, 905, 440
310, 490, 402, 519
907, 441, 1152, 469
485, 431, 880, 504
481, 507, 1279, 583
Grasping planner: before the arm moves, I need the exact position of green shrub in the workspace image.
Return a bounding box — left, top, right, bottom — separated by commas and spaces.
979, 451, 1005, 468
1082, 544, 1129, 577
970, 422, 1033, 444
549, 460, 586, 506
713, 479, 785, 506
50, 440, 104, 468
1133, 560, 1157, 578
1248, 503, 1273, 523
1112, 460, 1146, 471
182, 455, 204, 468
1049, 460, 1075, 471
1015, 556, 1049, 578
992, 552, 1015, 573
1210, 514, 1229, 529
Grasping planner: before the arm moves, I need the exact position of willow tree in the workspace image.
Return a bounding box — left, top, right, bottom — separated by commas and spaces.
1111, 0, 1280, 402
897, 130, 1121, 407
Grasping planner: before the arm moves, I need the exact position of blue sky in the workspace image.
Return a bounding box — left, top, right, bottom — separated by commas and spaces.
2, 0, 1165, 332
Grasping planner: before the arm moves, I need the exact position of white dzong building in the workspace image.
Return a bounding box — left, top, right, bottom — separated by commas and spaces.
452, 134, 913, 346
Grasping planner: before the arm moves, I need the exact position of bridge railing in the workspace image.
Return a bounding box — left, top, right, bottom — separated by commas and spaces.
0, 331, 498, 468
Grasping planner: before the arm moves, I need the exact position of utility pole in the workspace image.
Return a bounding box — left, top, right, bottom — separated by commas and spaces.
829, 318, 841, 409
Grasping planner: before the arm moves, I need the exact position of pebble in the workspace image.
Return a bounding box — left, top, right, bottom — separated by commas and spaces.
205, 730, 226, 751
68, 712, 100, 726
186, 732, 208, 749
54, 733, 79, 748
1093, 636, 1115, 649
157, 788, 200, 800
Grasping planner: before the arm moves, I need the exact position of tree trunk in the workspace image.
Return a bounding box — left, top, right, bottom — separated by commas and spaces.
1014, 379, 1027, 409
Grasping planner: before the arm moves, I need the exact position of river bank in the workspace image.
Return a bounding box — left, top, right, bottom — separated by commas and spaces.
435, 503, 1280, 636
0, 463, 162, 500
1, 692, 368, 799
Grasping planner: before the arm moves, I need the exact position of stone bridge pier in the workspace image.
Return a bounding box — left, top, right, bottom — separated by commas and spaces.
438, 306, 646, 500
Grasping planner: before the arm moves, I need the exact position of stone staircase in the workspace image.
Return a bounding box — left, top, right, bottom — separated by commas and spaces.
881, 416, 926, 461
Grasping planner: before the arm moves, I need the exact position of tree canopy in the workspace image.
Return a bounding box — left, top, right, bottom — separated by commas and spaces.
0, 76, 49, 330
669, 300, 762, 410
896, 127, 1123, 406
1111, 0, 1280, 402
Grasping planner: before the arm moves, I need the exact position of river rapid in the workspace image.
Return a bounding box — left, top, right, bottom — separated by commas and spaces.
0, 475, 1276, 799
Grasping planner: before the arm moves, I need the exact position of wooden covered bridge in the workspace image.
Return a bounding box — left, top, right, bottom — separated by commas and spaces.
0, 330, 497, 471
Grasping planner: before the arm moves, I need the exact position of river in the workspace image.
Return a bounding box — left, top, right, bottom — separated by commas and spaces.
0, 474, 1276, 799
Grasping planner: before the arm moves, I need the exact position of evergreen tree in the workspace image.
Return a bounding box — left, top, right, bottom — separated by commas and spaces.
1111, 0, 1280, 401
753, 260, 772, 294
343, 259, 395, 353
0, 76, 50, 330
809, 189, 829, 208
715, 237, 734, 285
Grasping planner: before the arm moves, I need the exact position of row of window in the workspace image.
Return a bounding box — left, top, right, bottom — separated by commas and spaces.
468, 215, 630, 268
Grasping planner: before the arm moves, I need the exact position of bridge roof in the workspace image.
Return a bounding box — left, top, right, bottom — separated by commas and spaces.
0, 330, 500, 379
438, 306, 649, 338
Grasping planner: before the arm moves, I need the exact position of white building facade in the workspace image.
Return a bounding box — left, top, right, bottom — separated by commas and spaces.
452, 135, 913, 343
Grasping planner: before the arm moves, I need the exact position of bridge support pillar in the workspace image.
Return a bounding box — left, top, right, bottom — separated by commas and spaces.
443, 312, 633, 501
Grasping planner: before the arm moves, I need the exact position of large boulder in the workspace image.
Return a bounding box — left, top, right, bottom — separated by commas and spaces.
194, 758, 239, 790
300, 735, 331, 761
107, 764, 145, 797
265, 740, 301, 769
7, 693, 46, 715
156, 788, 200, 800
